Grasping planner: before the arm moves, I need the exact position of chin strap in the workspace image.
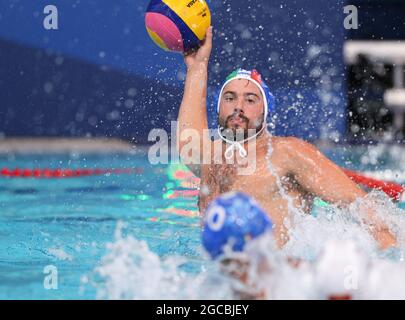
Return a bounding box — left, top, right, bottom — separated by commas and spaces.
217, 125, 267, 160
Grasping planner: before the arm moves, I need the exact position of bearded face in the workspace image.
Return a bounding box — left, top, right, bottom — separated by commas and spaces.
218, 79, 265, 141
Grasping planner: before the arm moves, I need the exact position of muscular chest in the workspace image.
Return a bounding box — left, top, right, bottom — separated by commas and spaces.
199, 155, 287, 210
226, 163, 280, 200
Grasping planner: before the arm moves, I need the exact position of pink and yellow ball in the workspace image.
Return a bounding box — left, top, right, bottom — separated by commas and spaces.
145, 0, 211, 53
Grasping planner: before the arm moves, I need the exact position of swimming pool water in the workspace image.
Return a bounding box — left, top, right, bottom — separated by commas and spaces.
0, 150, 203, 299
0, 144, 404, 299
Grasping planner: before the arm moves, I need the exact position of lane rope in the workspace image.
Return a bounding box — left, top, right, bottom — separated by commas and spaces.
0, 168, 143, 178
1, 167, 403, 201
343, 169, 405, 202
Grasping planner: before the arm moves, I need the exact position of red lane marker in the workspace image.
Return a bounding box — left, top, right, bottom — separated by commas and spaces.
0, 167, 143, 178
43, 169, 52, 178
94, 169, 103, 175
52, 169, 62, 178
33, 169, 41, 177
135, 168, 144, 174
1, 168, 11, 176
12, 168, 21, 177
80, 169, 92, 176
22, 169, 32, 177
63, 169, 73, 177
343, 169, 405, 202
328, 294, 352, 300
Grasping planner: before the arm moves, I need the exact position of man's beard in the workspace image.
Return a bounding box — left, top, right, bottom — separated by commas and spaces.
219, 111, 264, 142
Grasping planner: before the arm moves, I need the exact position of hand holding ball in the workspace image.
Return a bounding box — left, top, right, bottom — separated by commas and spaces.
145, 0, 211, 53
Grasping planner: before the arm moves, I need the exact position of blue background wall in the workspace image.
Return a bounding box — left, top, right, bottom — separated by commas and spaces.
0, 0, 386, 143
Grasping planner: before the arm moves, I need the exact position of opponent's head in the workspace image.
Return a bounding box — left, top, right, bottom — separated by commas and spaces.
216, 69, 275, 139
202, 192, 273, 259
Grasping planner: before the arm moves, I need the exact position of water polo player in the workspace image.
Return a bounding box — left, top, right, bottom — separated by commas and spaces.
202, 192, 364, 300
177, 27, 396, 249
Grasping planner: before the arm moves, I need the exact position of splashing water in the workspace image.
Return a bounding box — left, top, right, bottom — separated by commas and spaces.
282, 191, 405, 260
93, 200, 405, 299
94, 214, 405, 299
262, 136, 405, 299
93, 138, 405, 300
94, 222, 235, 300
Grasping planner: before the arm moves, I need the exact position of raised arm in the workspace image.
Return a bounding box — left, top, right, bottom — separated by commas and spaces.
177, 27, 213, 177
283, 137, 397, 249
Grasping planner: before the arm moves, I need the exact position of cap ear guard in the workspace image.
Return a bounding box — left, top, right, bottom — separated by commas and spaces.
260, 80, 275, 115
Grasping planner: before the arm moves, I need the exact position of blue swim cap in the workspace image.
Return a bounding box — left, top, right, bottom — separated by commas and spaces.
202, 192, 273, 259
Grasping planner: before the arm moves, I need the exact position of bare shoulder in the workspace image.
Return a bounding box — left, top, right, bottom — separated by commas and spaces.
271, 136, 321, 157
